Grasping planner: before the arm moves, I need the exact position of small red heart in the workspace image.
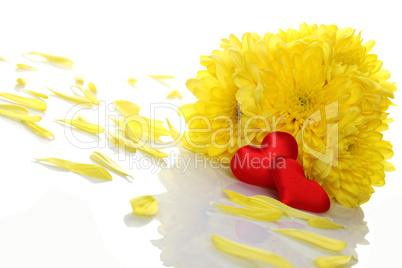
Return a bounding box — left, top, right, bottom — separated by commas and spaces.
230, 132, 298, 189
272, 156, 330, 213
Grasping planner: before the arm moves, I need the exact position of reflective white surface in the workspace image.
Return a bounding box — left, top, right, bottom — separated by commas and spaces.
153, 149, 368, 267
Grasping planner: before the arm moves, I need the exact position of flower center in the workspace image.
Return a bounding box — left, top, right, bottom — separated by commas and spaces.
346, 143, 356, 153
298, 96, 308, 107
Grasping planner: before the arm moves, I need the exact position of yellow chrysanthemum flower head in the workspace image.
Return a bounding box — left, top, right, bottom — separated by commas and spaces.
180, 23, 396, 208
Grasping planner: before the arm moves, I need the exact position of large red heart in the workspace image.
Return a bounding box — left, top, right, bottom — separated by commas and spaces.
272, 156, 330, 213
230, 132, 298, 189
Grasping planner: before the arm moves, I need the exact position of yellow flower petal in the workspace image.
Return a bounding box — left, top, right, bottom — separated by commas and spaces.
382, 160, 395, 172
114, 100, 141, 116
272, 229, 347, 251
0, 110, 41, 122
211, 235, 294, 268
37, 157, 112, 180
74, 113, 88, 122
253, 195, 329, 221
223, 190, 279, 210
90, 151, 132, 178
23, 121, 54, 139
126, 116, 171, 138
212, 202, 283, 222
0, 104, 42, 124
0, 104, 29, 114
16, 78, 29, 86
107, 115, 120, 126
166, 118, 182, 141
88, 82, 97, 93
108, 131, 138, 152
0, 57, 6, 61
308, 218, 345, 229
127, 78, 137, 87
0, 92, 47, 111
129, 195, 158, 216
24, 52, 74, 68
166, 90, 183, 99
24, 90, 49, 99
75, 74, 84, 85
46, 87, 93, 107
124, 122, 169, 157
137, 143, 169, 158
314, 256, 354, 268
71, 85, 99, 105
147, 74, 174, 79
16, 63, 37, 70
57, 119, 105, 134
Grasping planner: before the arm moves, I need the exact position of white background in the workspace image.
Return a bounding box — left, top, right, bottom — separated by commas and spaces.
0, 0, 401, 267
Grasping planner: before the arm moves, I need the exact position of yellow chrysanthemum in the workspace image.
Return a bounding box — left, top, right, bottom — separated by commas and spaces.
180, 23, 396, 207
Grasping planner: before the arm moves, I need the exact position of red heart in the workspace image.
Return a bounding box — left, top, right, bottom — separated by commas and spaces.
272, 156, 330, 213
230, 132, 298, 189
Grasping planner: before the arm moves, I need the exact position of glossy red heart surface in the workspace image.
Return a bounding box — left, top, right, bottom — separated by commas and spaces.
272, 156, 330, 213
230, 132, 298, 189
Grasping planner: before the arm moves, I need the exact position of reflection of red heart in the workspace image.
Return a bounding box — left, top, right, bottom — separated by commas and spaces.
230, 132, 298, 189
272, 156, 330, 213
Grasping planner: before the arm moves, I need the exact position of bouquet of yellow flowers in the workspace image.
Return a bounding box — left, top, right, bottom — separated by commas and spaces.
179, 23, 396, 208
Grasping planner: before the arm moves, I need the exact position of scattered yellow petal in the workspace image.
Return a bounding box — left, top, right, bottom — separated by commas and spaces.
0, 57, 6, 62
16, 63, 37, 70
57, 119, 105, 134
74, 113, 87, 122
166, 118, 181, 141
223, 190, 279, 210
0, 104, 41, 122
108, 131, 138, 152
71, 85, 99, 105
107, 115, 120, 126
253, 195, 328, 221
138, 144, 169, 157
211, 235, 294, 268
24, 90, 49, 99
314, 256, 354, 268
129, 195, 158, 216
0, 92, 47, 111
117, 114, 168, 143
23, 121, 54, 139
16, 78, 29, 86
272, 229, 347, 252
308, 218, 345, 229
75, 74, 84, 85
0, 110, 41, 122
37, 157, 112, 180
127, 120, 170, 140
114, 100, 141, 116
90, 151, 132, 178
88, 82, 97, 93
24, 52, 74, 68
125, 122, 169, 157
213, 202, 283, 222
125, 115, 171, 141
0, 104, 29, 114
166, 90, 183, 99
127, 78, 137, 87
46, 87, 93, 107
147, 74, 174, 79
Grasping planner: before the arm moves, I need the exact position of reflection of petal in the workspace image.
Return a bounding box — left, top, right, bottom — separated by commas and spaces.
211, 235, 295, 268
235, 220, 271, 244
154, 149, 369, 268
